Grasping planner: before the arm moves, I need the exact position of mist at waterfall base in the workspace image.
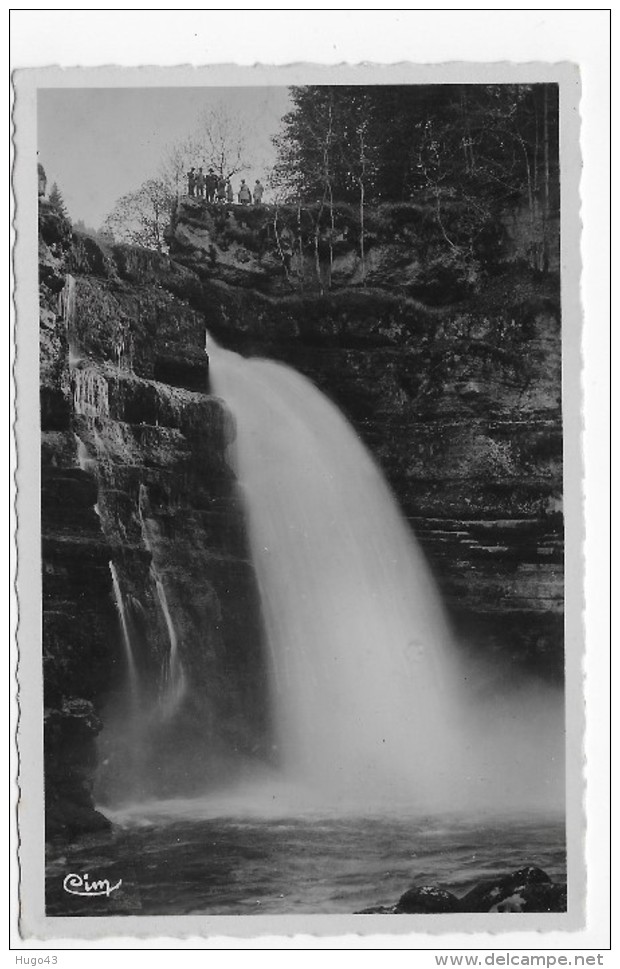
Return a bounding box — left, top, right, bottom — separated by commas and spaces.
81, 337, 565, 915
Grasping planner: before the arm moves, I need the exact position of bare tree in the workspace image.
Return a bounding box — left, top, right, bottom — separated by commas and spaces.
195, 106, 251, 179
102, 178, 172, 252
159, 108, 251, 201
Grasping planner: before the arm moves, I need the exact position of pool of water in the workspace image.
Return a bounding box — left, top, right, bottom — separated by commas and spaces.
46, 793, 566, 916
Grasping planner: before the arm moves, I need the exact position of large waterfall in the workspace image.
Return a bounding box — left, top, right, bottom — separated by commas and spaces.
95, 335, 564, 820
206, 337, 564, 815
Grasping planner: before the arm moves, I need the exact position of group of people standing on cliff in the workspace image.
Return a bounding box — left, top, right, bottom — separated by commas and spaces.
186, 167, 265, 206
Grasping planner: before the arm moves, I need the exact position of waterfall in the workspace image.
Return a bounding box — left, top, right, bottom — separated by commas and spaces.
74, 433, 96, 472
73, 367, 110, 419
59, 273, 76, 326
59, 273, 82, 365
109, 561, 139, 698
207, 337, 565, 813
153, 574, 187, 716
207, 338, 464, 808
138, 485, 187, 716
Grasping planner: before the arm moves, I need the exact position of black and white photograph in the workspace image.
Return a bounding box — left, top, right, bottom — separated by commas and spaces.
12, 26, 607, 940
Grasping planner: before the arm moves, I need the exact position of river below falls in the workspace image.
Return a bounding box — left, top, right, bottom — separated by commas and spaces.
45, 805, 566, 916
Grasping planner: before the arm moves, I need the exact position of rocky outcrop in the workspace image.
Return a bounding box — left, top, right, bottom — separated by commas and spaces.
165, 198, 558, 300
165, 199, 564, 681
40, 200, 116, 837
40, 209, 272, 838
356, 867, 567, 914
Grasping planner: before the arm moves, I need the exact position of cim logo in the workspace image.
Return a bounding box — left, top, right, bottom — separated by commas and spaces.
63, 872, 122, 898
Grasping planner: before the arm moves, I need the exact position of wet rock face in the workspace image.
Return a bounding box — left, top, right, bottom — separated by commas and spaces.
72, 366, 272, 806
166, 198, 533, 302
44, 701, 112, 838
190, 270, 563, 680
40, 221, 271, 838
40, 201, 563, 834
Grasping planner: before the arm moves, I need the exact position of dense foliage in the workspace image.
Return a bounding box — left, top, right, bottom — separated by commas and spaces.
273, 84, 559, 273
274, 85, 558, 207
48, 182, 70, 221
102, 178, 172, 253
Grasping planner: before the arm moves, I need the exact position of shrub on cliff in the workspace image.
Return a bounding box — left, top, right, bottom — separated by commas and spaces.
102, 178, 173, 253
48, 182, 70, 221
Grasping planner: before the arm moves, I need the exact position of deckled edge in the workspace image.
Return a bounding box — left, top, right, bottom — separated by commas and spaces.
13, 60, 585, 943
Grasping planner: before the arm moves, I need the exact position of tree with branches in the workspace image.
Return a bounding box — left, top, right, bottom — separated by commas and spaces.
273, 84, 559, 274
195, 106, 251, 180
48, 182, 69, 221
102, 178, 172, 252
159, 107, 251, 202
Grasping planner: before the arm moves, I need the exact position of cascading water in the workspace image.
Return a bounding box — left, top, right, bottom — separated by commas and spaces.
138, 485, 187, 716
153, 574, 186, 717
59, 273, 82, 366
74, 433, 96, 473
73, 367, 110, 419
207, 338, 461, 807
58, 273, 76, 324
207, 335, 565, 814
99, 558, 150, 805
109, 560, 139, 699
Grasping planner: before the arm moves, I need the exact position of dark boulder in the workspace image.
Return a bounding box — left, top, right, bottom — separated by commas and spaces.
395, 886, 460, 914
44, 700, 112, 839
458, 866, 554, 912
358, 867, 566, 915
488, 881, 567, 913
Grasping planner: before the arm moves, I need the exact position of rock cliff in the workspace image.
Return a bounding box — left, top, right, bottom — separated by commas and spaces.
165, 199, 563, 681
39, 196, 563, 836
40, 201, 271, 838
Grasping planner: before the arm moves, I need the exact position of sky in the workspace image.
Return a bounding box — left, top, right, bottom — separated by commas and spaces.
38, 86, 292, 228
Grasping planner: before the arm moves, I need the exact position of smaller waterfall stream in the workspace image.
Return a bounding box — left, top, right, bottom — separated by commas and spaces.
73, 368, 110, 419
138, 485, 186, 716
109, 561, 139, 698
59, 273, 76, 324
153, 574, 186, 717
59, 273, 82, 365
74, 433, 96, 473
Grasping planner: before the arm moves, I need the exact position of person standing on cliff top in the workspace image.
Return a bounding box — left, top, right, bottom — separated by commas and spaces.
216, 175, 226, 204
206, 168, 217, 203
186, 168, 196, 198
238, 179, 251, 205
195, 168, 205, 198
253, 179, 265, 205
226, 179, 234, 204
